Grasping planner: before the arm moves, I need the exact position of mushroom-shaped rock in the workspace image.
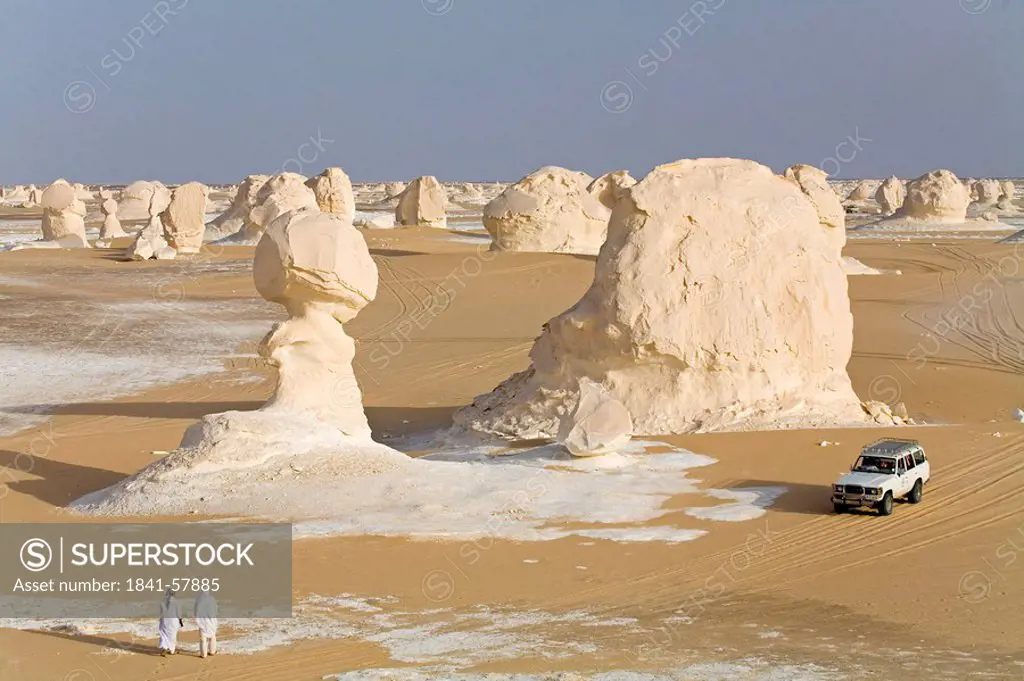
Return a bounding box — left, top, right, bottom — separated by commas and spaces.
204, 175, 271, 241
396, 176, 448, 228
453, 158, 876, 438
896, 169, 970, 223
875, 176, 906, 216
785, 164, 845, 248
100, 198, 126, 239
555, 379, 633, 456
483, 166, 610, 254
252, 210, 379, 437
586, 170, 636, 211
40, 180, 90, 247
306, 167, 355, 221
70, 210, 406, 518
161, 182, 210, 253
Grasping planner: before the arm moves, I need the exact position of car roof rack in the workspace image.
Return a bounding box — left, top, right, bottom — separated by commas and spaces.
860, 438, 920, 455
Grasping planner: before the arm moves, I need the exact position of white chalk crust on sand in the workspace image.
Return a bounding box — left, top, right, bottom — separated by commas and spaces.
74, 435, 725, 544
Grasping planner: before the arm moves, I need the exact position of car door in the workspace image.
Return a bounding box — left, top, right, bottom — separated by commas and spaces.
896, 456, 911, 496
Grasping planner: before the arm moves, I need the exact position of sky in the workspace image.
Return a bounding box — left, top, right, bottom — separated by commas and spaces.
1, 0, 1022, 184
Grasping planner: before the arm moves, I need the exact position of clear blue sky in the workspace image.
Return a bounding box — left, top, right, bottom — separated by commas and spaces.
1, 0, 1021, 184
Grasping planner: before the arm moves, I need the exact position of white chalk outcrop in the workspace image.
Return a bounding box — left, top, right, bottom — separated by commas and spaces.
204, 175, 270, 241
453, 158, 880, 438
73, 209, 407, 517
161, 182, 209, 253
396, 176, 448, 228
586, 170, 637, 212
99, 198, 126, 239
897, 170, 971, 222
218, 173, 319, 245
39, 180, 90, 248
555, 379, 632, 456
306, 167, 355, 222
784, 164, 845, 250
118, 180, 171, 222
875, 176, 906, 216
354, 212, 397, 229
842, 180, 880, 214
125, 190, 176, 260
483, 166, 611, 254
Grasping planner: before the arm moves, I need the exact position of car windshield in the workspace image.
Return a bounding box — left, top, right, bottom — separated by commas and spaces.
853, 455, 896, 474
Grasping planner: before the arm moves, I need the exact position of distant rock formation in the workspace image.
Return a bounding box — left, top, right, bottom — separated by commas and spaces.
204, 175, 270, 241
161, 182, 210, 254
395, 176, 447, 228
483, 166, 610, 254
40, 179, 90, 248
306, 167, 355, 222
875, 176, 906, 216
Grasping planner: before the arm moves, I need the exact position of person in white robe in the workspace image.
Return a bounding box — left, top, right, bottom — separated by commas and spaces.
194, 590, 218, 658
158, 588, 183, 656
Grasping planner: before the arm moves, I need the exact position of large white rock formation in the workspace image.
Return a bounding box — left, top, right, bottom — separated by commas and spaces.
99, 198, 126, 239
118, 180, 171, 222
875, 176, 906, 215
40, 180, 90, 247
73, 209, 405, 517
306, 167, 355, 222
222, 173, 318, 245
897, 169, 971, 222
161, 182, 210, 253
483, 166, 611, 254
453, 158, 877, 438
126, 190, 176, 260
396, 176, 448, 228
204, 175, 270, 241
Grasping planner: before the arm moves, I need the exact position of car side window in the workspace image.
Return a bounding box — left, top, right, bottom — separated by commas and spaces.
913, 449, 926, 465
897, 458, 906, 475
905, 454, 915, 470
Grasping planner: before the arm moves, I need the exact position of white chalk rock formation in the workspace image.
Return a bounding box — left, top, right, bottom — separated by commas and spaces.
1000, 180, 1016, 202
72, 183, 94, 201
453, 158, 876, 438
72, 210, 406, 517
555, 379, 633, 456
99, 198, 126, 239
586, 170, 636, 211
25, 185, 42, 206
354, 212, 396, 229
118, 180, 170, 222
384, 182, 406, 199
5, 185, 28, 203
846, 181, 874, 202
483, 166, 611, 254
40, 180, 90, 247
222, 173, 318, 245
973, 179, 1002, 205
204, 175, 270, 241
875, 176, 906, 215
126, 191, 176, 260
396, 176, 448, 228
894, 169, 971, 223
161, 182, 209, 253
784, 164, 845, 250
306, 167, 355, 222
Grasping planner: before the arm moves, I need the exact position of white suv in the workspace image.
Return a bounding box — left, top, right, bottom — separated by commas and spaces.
832, 438, 930, 515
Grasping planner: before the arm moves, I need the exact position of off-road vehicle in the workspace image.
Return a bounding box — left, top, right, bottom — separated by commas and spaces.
832, 438, 930, 515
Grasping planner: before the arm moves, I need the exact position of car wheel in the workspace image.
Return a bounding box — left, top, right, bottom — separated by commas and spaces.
908, 479, 923, 504
877, 492, 894, 516
833, 502, 846, 514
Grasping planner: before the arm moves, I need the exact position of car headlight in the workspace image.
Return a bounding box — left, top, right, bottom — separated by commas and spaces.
832, 484, 843, 492
865, 488, 880, 495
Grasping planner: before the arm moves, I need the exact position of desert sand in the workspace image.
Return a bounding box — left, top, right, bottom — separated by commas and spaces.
1, 183, 1024, 680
